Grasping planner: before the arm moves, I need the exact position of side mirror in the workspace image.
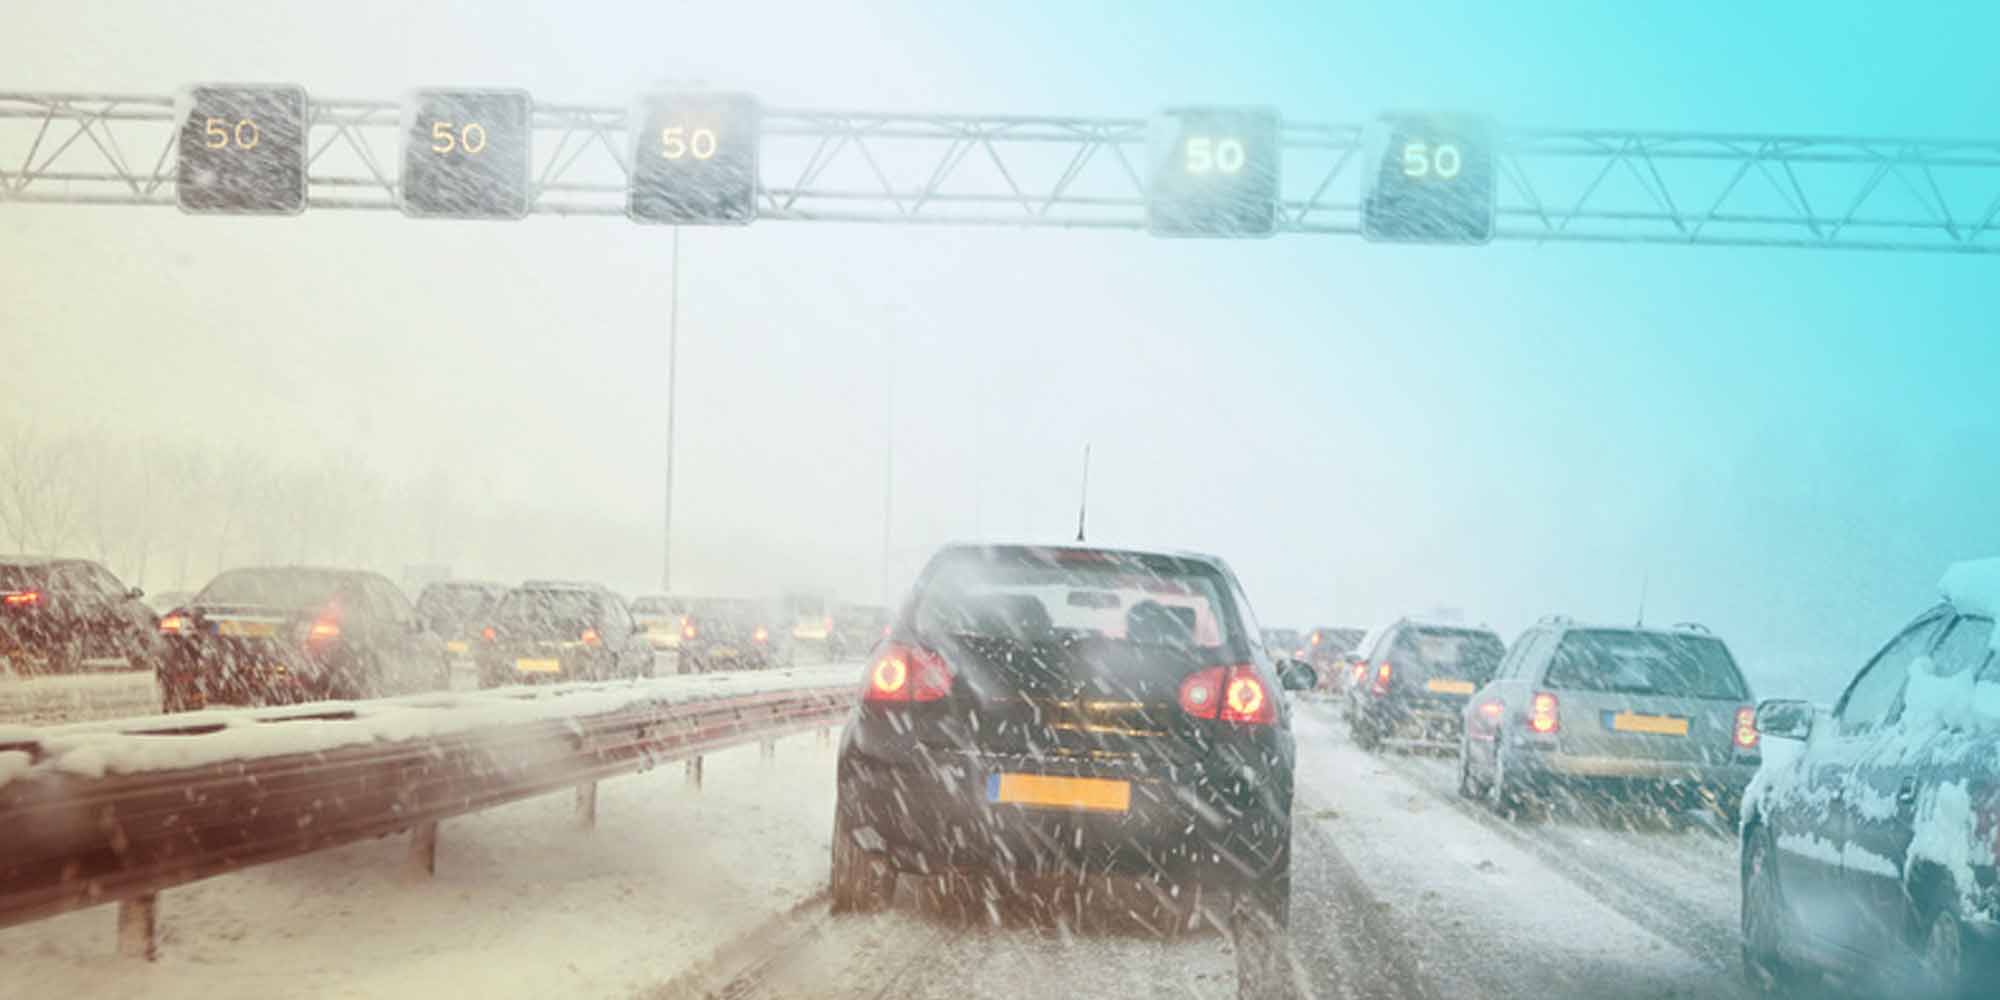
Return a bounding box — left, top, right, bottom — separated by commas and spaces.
1277, 659, 1318, 692
1755, 699, 1814, 742
128, 587, 145, 600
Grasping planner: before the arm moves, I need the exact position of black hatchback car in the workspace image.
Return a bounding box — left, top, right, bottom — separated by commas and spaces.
831, 544, 1315, 943
0, 556, 160, 675
157, 566, 448, 710
1343, 618, 1506, 752
1741, 558, 2000, 998
474, 582, 653, 686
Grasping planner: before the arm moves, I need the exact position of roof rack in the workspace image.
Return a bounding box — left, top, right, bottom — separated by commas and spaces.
1671, 621, 1712, 633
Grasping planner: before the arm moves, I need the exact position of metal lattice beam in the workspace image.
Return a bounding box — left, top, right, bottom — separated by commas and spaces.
3, 91, 1998, 253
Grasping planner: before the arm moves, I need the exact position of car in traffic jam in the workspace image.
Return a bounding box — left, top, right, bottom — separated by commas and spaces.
0, 556, 160, 676
474, 581, 654, 686
677, 596, 790, 672
1345, 618, 1506, 752
415, 579, 507, 661
156, 566, 448, 710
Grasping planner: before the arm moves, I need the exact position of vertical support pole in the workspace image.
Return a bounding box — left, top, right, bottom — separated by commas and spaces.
408, 820, 438, 877
685, 755, 703, 789
575, 782, 598, 829
760, 739, 776, 761
116, 894, 157, 961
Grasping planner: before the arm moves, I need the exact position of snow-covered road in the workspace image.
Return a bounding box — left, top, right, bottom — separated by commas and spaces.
0, 697, 1762, 1000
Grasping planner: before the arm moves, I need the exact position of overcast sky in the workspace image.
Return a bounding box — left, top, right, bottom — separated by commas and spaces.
4, 1, 1998, 697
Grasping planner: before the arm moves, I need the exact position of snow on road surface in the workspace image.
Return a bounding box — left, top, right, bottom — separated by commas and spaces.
0, 669, 159, 726
0, 732, 842, 1000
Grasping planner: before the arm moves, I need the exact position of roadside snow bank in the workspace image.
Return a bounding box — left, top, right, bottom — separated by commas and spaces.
0, 665, 858, 791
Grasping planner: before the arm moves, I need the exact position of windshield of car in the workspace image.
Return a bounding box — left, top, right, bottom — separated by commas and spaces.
195, 569, 346, 610
1545, 629, 1749, 700
915, 549, 1237, 649
0, 565, 49, 591
629, 596, 680, 616
1389, 626, 1506, 683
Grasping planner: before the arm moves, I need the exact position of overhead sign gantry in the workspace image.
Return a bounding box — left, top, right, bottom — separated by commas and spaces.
4, 85, 1998, 253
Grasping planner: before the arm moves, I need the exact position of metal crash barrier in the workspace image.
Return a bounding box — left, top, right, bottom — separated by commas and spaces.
0, 666, 858, 958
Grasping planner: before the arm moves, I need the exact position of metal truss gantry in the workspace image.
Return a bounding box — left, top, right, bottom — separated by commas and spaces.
4, 91, 1999, 253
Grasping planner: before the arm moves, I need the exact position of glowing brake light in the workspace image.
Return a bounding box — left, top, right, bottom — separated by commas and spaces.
1180, 665, 1275, 725
2, 590, 41, 607
159, 613, 191, 634
753, 625, 769, 644
1734, 705, 1759, 750
683, 622, 697, 639
580, 627, 601, 647
863, 642, 952, 703
306, 618, 341, 641
1372, 661, 1393, 696
481, 626, 497, 642
1529, 691, 1560, 734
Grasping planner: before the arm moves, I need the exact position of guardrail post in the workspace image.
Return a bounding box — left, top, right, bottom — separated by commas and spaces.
408, 821, 438, 877
760, 739, 776, 761
685, 755, 703, 789
818, 727, 830, 746
116, 894, 157, 961
575, 781, 598, 829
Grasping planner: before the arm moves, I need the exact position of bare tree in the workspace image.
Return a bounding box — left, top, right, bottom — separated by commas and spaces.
0, 424, 83, 554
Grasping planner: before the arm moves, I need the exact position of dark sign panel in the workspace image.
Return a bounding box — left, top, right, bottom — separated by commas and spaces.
629, 92, 760, 225
1146, 107, 1281, 238
1361, 113, 1497, 245
176, 84, 309, 215
400, 89, 533, 220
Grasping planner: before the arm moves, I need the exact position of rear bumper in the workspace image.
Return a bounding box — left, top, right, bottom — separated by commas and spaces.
158, 643, 324, 706
1508, 743, 1757, 795
836, 744, 1290, 888
1352, 695, 1467, 745
475, 648, 617, 684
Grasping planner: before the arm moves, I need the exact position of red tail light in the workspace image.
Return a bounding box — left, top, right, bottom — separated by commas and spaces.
581, 627, 602, 647
753, 625, 769, 644
864, 642, 952, 703
159, 613, 191, 635
1734, 705, 1759, 750
1, 590, 41, 607
1529, 691, 1560, 734
306, 618, 341, 642
1372, 661, 1393, 696
1180, 665, 1275, 725
683, 622, 697, 639
481, 626, 497, 642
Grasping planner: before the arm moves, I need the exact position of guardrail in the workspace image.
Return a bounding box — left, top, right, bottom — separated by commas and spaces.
0, 665, 859, 958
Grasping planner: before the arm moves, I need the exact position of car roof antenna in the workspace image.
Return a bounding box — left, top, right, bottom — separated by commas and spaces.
1635, 573, 1649, 627
1074, 443, 1091, 543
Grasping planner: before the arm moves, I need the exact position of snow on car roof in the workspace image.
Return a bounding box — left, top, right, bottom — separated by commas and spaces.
1941, 558, 2000, 644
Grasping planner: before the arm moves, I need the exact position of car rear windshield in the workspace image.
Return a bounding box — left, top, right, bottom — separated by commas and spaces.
197, 569, 347, 610
914, 547, 1240, 650
1389, 627, 1506, 683
494, 589, 605, 629
631, 597, 681, 615
1545, 629, 1748, 700
0, 565, 49, 591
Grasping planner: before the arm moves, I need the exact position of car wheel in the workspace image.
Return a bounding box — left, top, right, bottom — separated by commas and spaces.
1917, 908, 1970, 1000
1352, 717, 1381, 752
1488, 745, 1523, 819
1742, 828, 1808, 995
1232, 885, 1298, 1000
829, 806, 894, 915
1457, 739, 1484, 800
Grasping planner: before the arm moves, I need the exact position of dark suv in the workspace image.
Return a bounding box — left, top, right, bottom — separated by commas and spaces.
1741, 559, 2000, 997
0, 556, 159, 675
1344, 618, 1505, 751
831, 543, 1316, 979
414, 580, 508, 660
475, 583, 653, 686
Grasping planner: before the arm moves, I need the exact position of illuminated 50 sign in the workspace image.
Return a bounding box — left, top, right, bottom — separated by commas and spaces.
401, 89, 533, 220
628, 92, 759, 225
1147, 107, 1280, 238
176, 84, 308, 215
1362, 113, 1496, 245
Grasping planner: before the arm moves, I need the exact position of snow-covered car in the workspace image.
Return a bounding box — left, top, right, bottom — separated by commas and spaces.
414, 580, 507, 659
830, 543, 1312, 945
157, 566, 449, 710
628, 593, 688, 651
1347, 618, 1505, 751
474, 582, 654, 686
1459, 618, 1757, 820
1740, 558, 2000, 996
0, 556, 161, 675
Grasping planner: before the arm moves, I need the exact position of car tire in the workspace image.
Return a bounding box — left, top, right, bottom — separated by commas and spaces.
1457, 740, 1484, 800
829, 807, 894, 915
1488, 745, 1525, 819
1741, 827, 1809, 995
1917, 907, 1971, 1000
1352, 717, 1381, 752
1232, 897, 1298, 1000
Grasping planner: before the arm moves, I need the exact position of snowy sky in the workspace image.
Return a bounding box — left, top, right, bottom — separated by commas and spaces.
3, 0, 1998, 698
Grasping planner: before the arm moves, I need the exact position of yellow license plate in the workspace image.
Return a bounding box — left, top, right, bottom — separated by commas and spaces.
445, 641, 469, 654
1610, 712, 1689, 736
217, 620, 278, 637
714, 646, 739, 658
987, 774, 1132, 814
514, 658, 562, 674
1426, 678, 1476, 695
